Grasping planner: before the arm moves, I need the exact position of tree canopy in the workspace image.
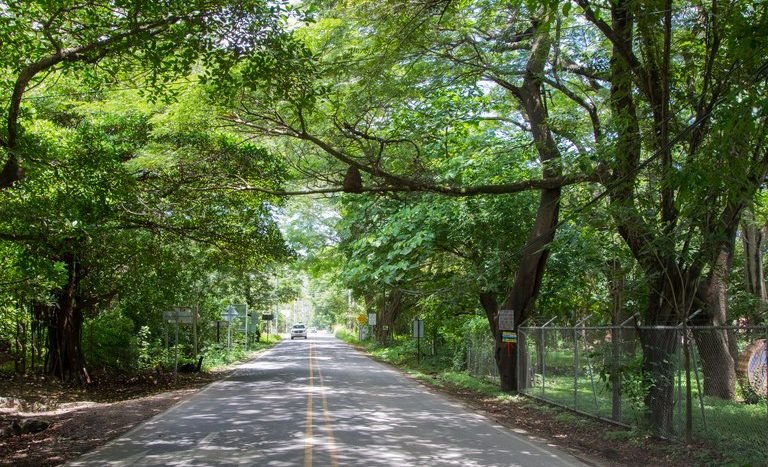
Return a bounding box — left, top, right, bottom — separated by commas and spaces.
1, 0, 767, 441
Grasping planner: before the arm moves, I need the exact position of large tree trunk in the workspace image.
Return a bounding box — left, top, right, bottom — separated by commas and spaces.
741, 208, 768, 320
640, 323, 678, 436
375, 289, 403, 343
694, 243, 737, 399
491, 15, 559, 393
479, 292, 521, 392
501, 186, 559, 391
639, 263, 700, 435
607, 259, 626, 421
45, 253, 86, 382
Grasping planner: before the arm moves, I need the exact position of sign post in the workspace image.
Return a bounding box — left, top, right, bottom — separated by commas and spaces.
221, 305, 238, 351
163, 307, 194, 383
498, 309, 516, 363
412, 319, 424, 362
262, 313, 274, 340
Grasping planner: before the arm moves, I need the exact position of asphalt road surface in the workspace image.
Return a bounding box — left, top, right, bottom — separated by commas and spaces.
70, 334, 589, 466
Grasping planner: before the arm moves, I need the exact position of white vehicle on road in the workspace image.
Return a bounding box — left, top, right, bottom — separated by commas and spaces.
290, 324, 308, 339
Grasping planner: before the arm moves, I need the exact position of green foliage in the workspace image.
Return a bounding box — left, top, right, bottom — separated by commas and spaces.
334, 326, 357, 344
83, 310, 138, 370
136, 326, 161, 371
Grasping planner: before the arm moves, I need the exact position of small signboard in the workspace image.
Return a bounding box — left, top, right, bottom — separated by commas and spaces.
498, 309, 515, 331
261, 314, 274, 321
502, 331, 517, 343
412, 319, 424, 338
368, 313, 377, 326
164, 308, 194, 324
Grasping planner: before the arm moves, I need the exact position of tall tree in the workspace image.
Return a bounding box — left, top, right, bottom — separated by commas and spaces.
0, 84, 289, 381
574, 0, 768, 431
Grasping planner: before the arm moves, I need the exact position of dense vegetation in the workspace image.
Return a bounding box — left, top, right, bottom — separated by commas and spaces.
1, 0, 766, 445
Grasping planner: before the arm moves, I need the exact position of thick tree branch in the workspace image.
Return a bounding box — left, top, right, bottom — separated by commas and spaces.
0, 13, 191, 188
224, 171, 600, 197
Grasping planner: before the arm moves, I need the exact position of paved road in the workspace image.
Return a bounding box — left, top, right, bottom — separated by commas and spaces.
70, 335, 589, 466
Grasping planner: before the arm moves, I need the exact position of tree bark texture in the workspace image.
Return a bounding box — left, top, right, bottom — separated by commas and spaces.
480, 292, 520, 392
375, 289, 403, 344
45, 252, 86, 382
639, 325, 678, 436
741, 209, 768, 317
694, 248, 737, 399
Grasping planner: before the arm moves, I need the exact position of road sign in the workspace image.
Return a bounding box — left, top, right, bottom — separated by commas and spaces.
262, 314, 274, 321
368, 313, 377, 326
412, 319, 424, 338
221, 305, 238, 322
164, 308, 194, 323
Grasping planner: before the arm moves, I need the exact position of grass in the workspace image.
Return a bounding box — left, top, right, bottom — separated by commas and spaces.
524, 357, 768, 466
339, 331, 768, 466
201, 333, 282, 370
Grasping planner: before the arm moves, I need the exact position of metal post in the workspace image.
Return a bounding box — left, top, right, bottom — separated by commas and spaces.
573, 326, 579, 409
683, 324, 692, 442
244, 304, 249, 351
516, 327, 521, 391
688, 333, 707, 431
192, 304, 198, 359
174, 321, 179, 384
417, 334, 421, 363
677, 327, 683, 432
227, 314, 232, 352
541, 317, 556, 395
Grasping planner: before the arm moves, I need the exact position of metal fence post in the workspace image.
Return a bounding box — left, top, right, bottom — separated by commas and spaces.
541, 317, 556, 395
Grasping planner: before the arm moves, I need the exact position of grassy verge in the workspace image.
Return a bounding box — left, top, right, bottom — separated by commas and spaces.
201, 333, 282, 370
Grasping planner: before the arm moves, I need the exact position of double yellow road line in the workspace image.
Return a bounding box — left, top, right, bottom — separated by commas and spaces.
304, 342, 338, 467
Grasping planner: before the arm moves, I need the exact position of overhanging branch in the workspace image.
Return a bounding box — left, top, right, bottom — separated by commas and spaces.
221, 171, 600, 197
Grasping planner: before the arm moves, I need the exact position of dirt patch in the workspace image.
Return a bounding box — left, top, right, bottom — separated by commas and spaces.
0, 370, 229, 466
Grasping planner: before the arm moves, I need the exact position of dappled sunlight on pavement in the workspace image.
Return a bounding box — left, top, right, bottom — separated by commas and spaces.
69, 336, 585, 466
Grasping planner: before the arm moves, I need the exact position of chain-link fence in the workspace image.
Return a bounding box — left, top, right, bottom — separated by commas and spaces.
465, 330, 499, 380
517, 322, 767, 462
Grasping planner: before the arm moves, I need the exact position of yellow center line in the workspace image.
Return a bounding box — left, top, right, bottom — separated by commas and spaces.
304, 342, 314, 467
318, 361, 339, 467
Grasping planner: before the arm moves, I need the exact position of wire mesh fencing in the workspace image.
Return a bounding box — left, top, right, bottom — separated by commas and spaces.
516, 323, 767, 462
465, 330, 499, 381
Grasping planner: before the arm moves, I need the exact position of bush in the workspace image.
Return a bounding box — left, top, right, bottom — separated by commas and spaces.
83, 310, 138, 370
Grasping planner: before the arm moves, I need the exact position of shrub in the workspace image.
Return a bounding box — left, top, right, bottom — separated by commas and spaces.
83, 310, 138, 370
